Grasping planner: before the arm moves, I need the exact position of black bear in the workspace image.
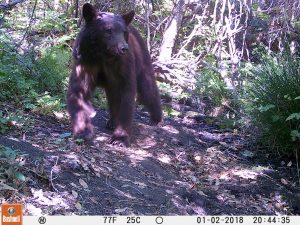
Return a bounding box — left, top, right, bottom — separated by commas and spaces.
67, 3, 162, 147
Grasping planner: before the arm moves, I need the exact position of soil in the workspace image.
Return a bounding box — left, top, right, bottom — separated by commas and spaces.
0, 103, 300, 215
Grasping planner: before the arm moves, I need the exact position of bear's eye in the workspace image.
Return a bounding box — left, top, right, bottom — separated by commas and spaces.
105, 28, 112, 34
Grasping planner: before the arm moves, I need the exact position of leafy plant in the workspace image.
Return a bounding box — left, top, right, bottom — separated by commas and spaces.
244, 49, 300, 156
92, 90, 108, 110
0, 39, 71, 115
0, 110, 30, 134
33, 46, 71, 95
196, 64, 230, 111
35, 92, 66, 115
163, 105, 181, 117
0, 145, 26, 190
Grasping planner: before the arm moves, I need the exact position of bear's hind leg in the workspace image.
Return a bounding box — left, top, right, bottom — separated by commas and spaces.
138, 73, 163, 125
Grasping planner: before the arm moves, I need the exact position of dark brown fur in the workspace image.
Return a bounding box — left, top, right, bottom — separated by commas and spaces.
67, 3, 162, 147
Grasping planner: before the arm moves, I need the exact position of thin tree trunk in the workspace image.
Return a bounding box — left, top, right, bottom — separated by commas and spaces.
158, 0, 186, 62
145, 0, 151, 51
74, 0, 79, 18
54, 0, 59, 10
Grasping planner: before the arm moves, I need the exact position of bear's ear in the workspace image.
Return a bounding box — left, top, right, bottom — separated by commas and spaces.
82, 3, 97, 23
122, 10, 135, 26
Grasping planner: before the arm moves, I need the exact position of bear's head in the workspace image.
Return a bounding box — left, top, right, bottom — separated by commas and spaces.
80, 3, 134, 57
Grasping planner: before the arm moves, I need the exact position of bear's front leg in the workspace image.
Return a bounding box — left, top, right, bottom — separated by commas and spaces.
108, 82, 136, 147
67, 64, 96, 142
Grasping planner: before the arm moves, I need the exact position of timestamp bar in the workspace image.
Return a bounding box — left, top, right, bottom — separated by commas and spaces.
20, 216, 300, 225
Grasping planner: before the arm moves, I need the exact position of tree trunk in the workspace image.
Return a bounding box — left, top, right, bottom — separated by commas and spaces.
158, 0, 186, 62
74, 0, 79, 18
54, 0, 59, 10
145, 0, 151, 51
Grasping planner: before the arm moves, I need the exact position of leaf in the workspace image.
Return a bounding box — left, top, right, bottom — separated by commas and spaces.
219, 142, 228, 146
241, 150, 254, 158
197, 190, 208, 196
115, 207, 128, 213
73, 173, 81, 176
95, 173, 101, 177
290, 130, 300, 141
163, 106, 181, 117
75, 202, 82, 210
59, 132, 72, 139
70, 182, 78, 188
15, 172, 26, 181
75, 139, 85, 144
3, 147, 17, 159
79, 179, 89, 189
258, 104, 275, 112
72, 190, 78, 199
90, 197, 99, 204
56, 35, 73, 44
281, 178, 288, 185
189, 175, 198, 182
0, 183, 17, 191
105, 166, 112, 173
286, 113, 300, 121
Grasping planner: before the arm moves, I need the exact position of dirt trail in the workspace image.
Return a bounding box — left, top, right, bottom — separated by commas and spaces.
0, 106, 300, 215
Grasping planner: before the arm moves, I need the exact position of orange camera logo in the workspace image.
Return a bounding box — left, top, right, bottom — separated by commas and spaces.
1, 204, 23, 225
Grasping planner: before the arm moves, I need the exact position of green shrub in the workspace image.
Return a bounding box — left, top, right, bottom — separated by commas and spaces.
0, 109, 31, 134
0, 43, 36, 101
33, 47, 71, 95
245, 50, 300, 155
35, 92, 66, 115
196, 65, 230, 110
0, 145, 26, 190
0, 40, 71, 113
0, 110, 13, 134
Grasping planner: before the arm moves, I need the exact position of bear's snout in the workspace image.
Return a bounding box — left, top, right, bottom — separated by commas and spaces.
118, 42, 129, 54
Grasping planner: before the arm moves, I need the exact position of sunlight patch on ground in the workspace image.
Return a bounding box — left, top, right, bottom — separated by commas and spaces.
216, 192, 237, 204
138, 137, 157, 149
128, 149, 153, 163
218, 167, 269, 181
272, 192, 289, 215
95, 135, 109, 142
25, 203, 43, 215
32, 143, 41, 148
171, 196, 207, 215
231, 169, 261, 179
161, 125, 179, 134
30, 188, 70, 208
251, 165, 271, 172
157, 154, 172, 164
182, 116, 196, 125
199, 131, 220, 141
64, 152, 80, 162
112, 187, 136, 199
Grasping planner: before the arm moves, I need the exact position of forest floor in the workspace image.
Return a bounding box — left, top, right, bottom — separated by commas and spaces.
0, 101, 300, 215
